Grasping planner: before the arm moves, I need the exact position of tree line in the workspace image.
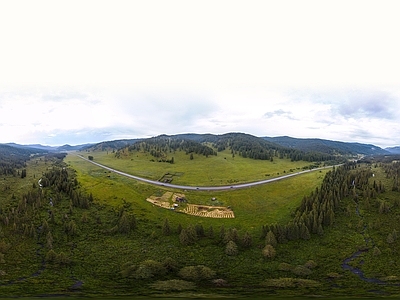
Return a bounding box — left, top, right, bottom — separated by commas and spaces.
116, 136, 217, 160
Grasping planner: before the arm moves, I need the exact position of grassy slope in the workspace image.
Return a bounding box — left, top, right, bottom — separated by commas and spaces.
66, 152, 328, 230
77, 149, 318, 186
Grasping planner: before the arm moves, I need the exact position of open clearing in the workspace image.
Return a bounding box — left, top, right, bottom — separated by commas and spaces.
146, 192, 235, 218
79, 149, 321, 186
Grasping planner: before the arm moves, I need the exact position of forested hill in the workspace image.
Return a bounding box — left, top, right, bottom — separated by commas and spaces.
263, 136, 389, 156
111, 133, 337, 163
83, 139, 141, 151
116, 135, 217, 160
0, 144, 47, 175
386, 146, 400, 154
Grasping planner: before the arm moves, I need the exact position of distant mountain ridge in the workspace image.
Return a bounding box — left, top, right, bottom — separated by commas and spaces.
2, 133, 394, 157
3, 142, 94, 152
386, 146, 400, 154
106, 133, 339, 163
262, 136, 389, 156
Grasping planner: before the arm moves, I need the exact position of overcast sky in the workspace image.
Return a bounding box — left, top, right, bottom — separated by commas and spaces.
1, 0, 399, 148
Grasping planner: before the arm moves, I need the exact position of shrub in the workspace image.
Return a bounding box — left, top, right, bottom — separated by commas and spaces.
135, 260, 166, 279
178, 265, 216, 281
326, 272, 342, 279
122, 260, 167, 280
292, 265, 312, 276
304, 260, 317, 269
262, 244, 276, 259
278, 262, 293, 272
212, 278, 228, 287
162, 257, 179, 273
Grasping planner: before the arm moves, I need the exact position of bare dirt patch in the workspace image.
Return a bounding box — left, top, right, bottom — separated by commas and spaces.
146, 192, 234, 218
182, 204, 234, 218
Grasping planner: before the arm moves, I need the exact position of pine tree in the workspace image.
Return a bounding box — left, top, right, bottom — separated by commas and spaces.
317, 224, 324, 236
219, 225, 226, 242
179, 229, 190, 245
225, 240, 238, 256
242, 231, 252, 248
387, 233, 394, 244
373, 246, 381, 256
42, 219, 49, 234
195, 224, 205, 237
162, 218, 171, 236
46, 231, 53, 249
265, 231, 277, 247
300, 223, 311, 240
177, 223, 183, 234
207, 226, 214, 238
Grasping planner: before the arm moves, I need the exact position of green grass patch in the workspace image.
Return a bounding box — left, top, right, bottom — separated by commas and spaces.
73, 149, 322, 186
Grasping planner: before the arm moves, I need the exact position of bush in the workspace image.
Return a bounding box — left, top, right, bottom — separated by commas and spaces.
304, 260, 317, 269
278, 262, 293, 271
292, 265, 312, 276
212, 278, 228, 287
262, 244, 276, 259
122, 260, 166, 280
178, 265, 216, 281
326, 272, 342, 279
162, 257, 179, 273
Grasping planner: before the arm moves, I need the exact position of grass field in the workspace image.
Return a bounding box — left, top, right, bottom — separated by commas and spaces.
74, 149, 320, 186
66, 152, 329, 230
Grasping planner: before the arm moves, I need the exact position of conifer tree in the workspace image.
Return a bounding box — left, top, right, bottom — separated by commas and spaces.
387, 233, 394, 244
207, 226, 214, 238
300, 223, 311, 240
179, 229, 190, 245
265, 231, 277, 247
177, 223, 183, 234
242, 231, 252, 248
162, 218, 171, 236
225, 240, 238, 256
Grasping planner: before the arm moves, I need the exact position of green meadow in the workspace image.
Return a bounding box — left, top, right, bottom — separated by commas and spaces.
66, 150, 328, 229
76, 149, 319, 186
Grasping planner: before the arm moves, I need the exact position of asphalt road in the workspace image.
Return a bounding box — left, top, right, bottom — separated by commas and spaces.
76, 154, 341, 191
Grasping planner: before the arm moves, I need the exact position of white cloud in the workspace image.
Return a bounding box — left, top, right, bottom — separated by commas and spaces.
0, 1, 399, 147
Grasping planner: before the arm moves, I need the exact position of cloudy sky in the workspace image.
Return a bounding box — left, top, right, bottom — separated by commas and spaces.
1, 0, 399, 148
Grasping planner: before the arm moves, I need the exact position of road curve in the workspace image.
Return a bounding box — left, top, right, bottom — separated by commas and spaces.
76, 154, 341, 191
